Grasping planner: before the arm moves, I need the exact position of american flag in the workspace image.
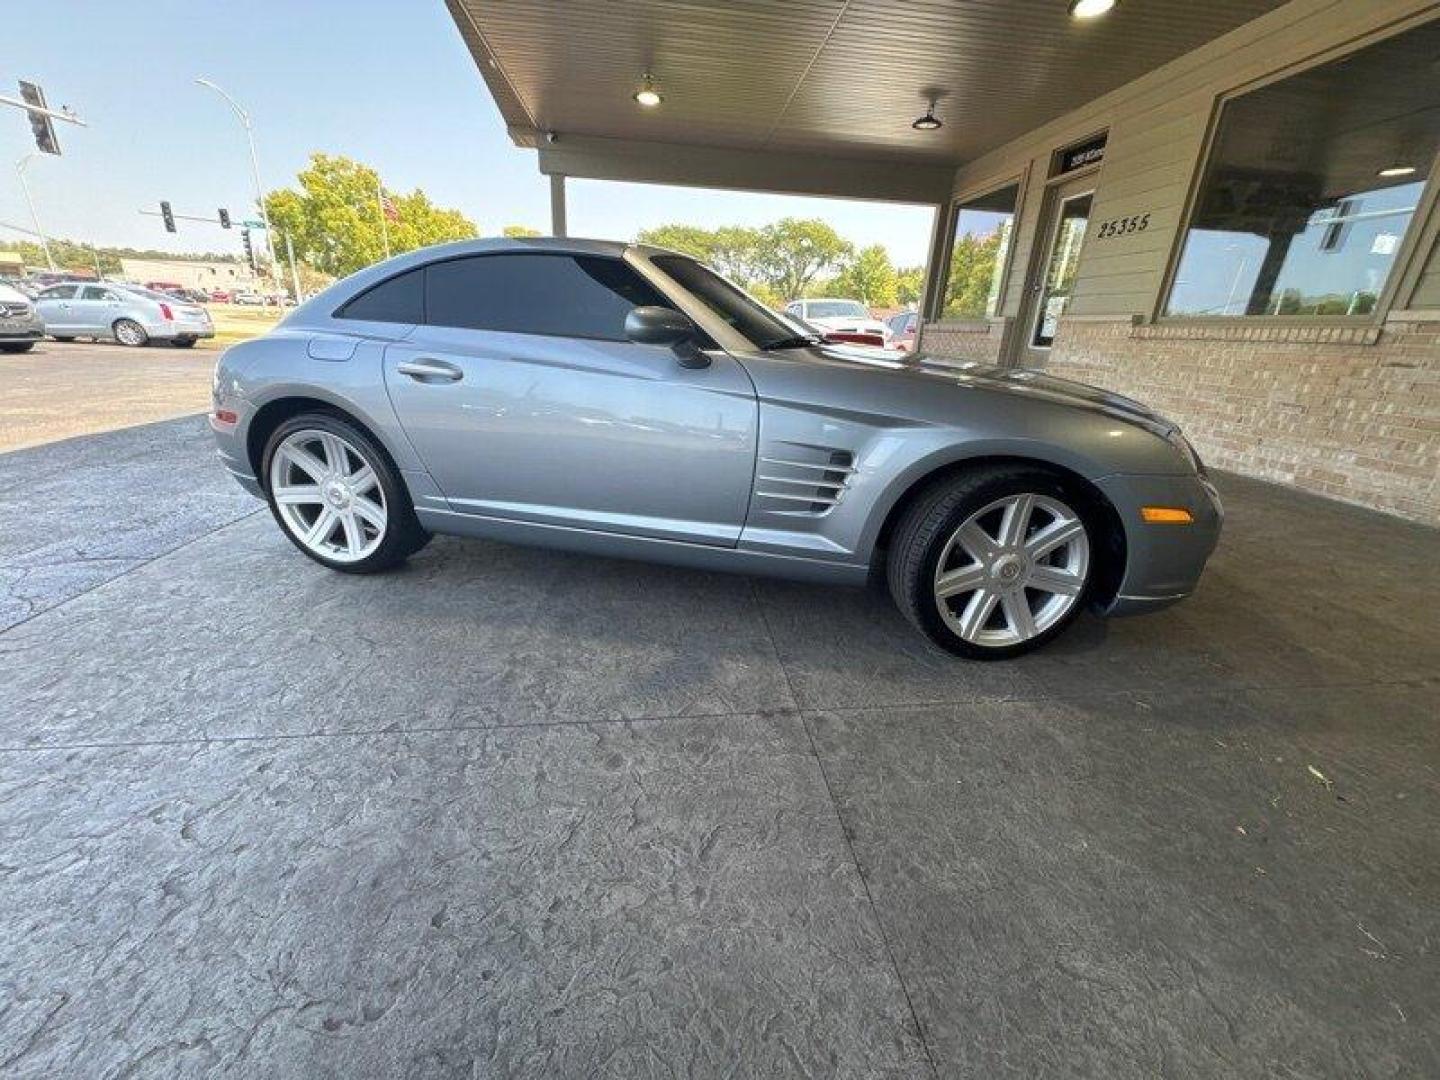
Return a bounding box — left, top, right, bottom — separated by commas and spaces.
379, 191, 399, 222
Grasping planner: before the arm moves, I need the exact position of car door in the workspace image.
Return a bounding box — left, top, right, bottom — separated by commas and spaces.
36, 284, 80, 332
380, 252, 758, 546
78, 286, 124, 334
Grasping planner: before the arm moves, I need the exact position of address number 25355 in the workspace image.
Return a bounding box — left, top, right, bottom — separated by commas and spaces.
1096, 213, 1150, 239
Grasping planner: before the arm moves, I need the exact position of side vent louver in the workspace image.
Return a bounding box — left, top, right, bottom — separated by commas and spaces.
754, 443, 856, 515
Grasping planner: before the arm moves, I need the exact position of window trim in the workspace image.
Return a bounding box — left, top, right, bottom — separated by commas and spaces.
333, 265, 424, 324
929, 172, 1028, 325
335, 251, 667, 342
1154, 15, 1440, 329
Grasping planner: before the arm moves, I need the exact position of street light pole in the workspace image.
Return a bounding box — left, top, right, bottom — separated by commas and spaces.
195, 78, 279, 296
15, 154, 55, 271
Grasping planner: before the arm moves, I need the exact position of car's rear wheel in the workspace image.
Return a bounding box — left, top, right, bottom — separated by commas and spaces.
887, 466, 1095, 659
1, 342, 35, 353
113, 319, 148, 347
262, 413, 430, 574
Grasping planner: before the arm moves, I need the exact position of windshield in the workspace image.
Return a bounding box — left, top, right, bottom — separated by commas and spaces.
650, 255, 813, 350
805, 300, 867, 319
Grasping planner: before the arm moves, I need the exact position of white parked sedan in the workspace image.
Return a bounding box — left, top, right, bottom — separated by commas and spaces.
784, 298, 888, 341
34, 283, 214, 347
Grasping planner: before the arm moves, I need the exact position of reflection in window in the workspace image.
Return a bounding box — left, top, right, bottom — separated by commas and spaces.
940, 184, 1018, 320
1166, 21, 1440, 318
1033, 194, 1092, 348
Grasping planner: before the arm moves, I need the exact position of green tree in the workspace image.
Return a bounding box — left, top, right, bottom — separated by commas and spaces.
832, 245, 898, 307
636, 223, 722, 260
639, 217, 849, 303
750, 218, 851, 301
895, 266, 925, 306
11, 239, 120, 275
635, 223, 764, 285
263, 153, 477, 277
941, 226, 1007, 319
294, 261, 336, 296
502, 225, 541, 238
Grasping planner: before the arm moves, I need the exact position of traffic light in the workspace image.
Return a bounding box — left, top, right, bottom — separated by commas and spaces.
18, 81, 60, 156
241, 227, 256, 271
160, 201, 176, 233
218, 208, 231, 229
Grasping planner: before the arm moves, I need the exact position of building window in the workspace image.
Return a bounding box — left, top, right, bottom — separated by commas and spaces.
1165, 20, 1440, 319
938, 183, 1019, 320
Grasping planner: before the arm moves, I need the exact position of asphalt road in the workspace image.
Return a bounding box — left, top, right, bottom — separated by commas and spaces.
0, 339, 220, 453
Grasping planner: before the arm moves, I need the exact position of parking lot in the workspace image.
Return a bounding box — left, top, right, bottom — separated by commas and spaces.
0, 340, 218, 453
2, 403, 1437, 1076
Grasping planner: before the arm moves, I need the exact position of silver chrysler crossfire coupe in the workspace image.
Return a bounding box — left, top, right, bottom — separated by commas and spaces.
211, 238, 1221, 659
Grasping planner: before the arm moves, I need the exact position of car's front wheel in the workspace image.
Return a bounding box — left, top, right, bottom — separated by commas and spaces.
262, 413, 430, 573
113, 319, 148, 347
887, 466, 1095, 659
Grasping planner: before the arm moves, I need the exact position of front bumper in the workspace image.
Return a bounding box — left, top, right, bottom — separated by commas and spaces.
0, 322, 44, 341
1096, 471, 1223, 616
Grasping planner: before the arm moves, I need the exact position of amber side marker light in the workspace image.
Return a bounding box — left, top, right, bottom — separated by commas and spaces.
1141, 506, 1194, 524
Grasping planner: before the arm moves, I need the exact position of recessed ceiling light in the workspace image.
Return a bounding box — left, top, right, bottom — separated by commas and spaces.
1069, 0, 1117, 17
633, 73, 662, 107
912, 98, 943, 131
1378, 165, 1417, 178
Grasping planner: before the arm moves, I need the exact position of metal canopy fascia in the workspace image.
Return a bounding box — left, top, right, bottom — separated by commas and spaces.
533, 132, 955, 205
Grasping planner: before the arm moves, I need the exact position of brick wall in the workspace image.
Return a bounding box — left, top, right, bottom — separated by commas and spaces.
919, 316, 1440, 525
917, 319, 1009, 365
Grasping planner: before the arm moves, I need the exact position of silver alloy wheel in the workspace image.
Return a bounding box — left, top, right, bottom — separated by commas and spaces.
113, 319, 146, 346
268, 429, 388, 563
933, 492, 1089, 648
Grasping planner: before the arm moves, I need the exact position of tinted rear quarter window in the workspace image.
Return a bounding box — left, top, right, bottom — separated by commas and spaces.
424, 254, 666, 340
336, 267, 424, 324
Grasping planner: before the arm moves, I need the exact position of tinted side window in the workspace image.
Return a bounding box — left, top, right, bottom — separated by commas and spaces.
337, 268, 424, 324
424, 254, 668, 340
43, 285, 78, 300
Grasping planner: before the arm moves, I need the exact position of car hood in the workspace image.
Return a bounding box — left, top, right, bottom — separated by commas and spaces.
904, 351, 1177, 435
740, 342, 1179, 440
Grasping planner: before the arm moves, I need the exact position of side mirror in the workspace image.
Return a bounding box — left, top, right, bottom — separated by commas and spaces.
624, 305, 709, 368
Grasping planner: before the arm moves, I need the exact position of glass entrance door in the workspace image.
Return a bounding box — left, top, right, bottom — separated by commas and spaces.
1018, 180, 1093, 364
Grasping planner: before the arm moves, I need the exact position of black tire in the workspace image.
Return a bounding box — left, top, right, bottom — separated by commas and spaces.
261, 411, 430, 574
113, 318, 149, 347
51, 336, 75, 342
886, 465, 1097, 660
1, 342, 35, 353
172, 336, 198, 348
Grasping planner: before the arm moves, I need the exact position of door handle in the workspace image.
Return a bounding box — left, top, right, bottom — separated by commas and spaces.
397, 358, 463, 382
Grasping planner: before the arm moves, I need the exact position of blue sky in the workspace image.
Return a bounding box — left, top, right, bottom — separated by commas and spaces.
4, 1, 935, 265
